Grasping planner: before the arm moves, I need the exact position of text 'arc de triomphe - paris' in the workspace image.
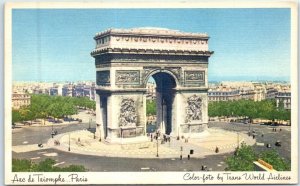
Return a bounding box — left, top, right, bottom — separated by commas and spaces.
91, 28, 214, 143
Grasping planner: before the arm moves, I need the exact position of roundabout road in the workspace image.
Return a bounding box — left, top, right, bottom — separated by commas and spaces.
12, 121, 291, 171
12, 122, 93, 146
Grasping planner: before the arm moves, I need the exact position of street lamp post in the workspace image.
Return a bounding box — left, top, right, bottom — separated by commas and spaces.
99, 124, 102, 142
51, 123, 54, 138
88, 118, 91, 129
180, 146, 183, 160
248, 121, 251, 132
237, 132, 240, 148
68, 133, 71, 151
156, 131, 159, 157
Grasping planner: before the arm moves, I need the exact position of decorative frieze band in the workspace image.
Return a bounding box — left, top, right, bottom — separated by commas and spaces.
184, 71, 205, 83
116, 70, 140, 85
91, 48, 214, 57
113, 36, 208, 45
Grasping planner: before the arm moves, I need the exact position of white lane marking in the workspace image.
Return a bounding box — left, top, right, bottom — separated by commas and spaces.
37, 151, 48, 154
12, 145, 50, 153
30, 157, 40, 160
141, 167, 150, 170
53, 162, 65, 167
43, 153, 58, 157
23, 141, 28, 144
256, 142, 264, 146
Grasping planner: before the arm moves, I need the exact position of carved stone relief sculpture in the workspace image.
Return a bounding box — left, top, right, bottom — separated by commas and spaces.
116, 70, 140, 84
119, 98, 138, 127
185, 71, 204, 82
185, 95, 202, 123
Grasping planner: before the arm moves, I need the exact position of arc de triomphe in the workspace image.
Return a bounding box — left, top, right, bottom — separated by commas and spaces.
91, 28, 213, 143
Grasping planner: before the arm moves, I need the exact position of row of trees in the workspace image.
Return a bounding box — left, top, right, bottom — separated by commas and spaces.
225, 143, 290, 171
208, 99, 291, 122
12, 158, 86, 172
12, 94, 96, 124
146, 99, 290, 123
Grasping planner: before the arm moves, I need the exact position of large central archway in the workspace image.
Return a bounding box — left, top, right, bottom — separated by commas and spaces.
151, 72, 176, 135
91, 28, 213, 143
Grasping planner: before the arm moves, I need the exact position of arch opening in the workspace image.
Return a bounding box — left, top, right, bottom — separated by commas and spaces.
146, 72, 176, 135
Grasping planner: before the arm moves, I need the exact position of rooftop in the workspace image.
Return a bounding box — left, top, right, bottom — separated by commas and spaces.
94, 27, 209, 39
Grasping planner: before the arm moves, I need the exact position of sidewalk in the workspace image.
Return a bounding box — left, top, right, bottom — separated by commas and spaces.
47, 128, 256, 159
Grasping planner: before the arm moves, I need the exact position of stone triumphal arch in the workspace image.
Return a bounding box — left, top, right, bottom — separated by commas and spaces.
91, 28, 213, 143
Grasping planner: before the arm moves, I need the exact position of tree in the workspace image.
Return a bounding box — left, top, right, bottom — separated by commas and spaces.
12, 159, 32, 172
62, 102, 77, 118
32, 158, 56, 172
225, 143, 257, 171
11, 94, 87, 123
225, 144, 291, 171
208, 99, 290, 123
12, 110, 21, 124
259, 150, 290, 171
12, 158, 86, 172
47, 103, 63, 120
60, 165, 86, 172
30, 94, 51, 125
146, 100, 156, 116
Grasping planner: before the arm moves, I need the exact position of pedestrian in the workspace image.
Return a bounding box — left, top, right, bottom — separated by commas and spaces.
215, 147, 219, 153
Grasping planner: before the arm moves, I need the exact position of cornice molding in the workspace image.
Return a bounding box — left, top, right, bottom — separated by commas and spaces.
91, 47, 214, 57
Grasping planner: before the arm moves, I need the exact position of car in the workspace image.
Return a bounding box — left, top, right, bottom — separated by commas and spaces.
275, 141, 282, 147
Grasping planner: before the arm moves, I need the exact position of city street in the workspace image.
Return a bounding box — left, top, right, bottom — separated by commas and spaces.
12, 121, 291, 171
12, 122, 92, 146
208, 122, 291, 162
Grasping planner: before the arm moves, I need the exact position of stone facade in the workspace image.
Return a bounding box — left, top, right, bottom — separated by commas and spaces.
91, 28, 213, 143
12, 93, 31, 110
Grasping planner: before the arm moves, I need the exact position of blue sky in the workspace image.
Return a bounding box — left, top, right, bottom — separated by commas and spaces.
12, 8, 291, 82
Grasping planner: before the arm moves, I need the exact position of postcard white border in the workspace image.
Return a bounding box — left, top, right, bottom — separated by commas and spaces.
4, 0, 298, 185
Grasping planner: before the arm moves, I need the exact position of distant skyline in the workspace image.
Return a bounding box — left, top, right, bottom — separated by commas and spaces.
12, 8, 291, 82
